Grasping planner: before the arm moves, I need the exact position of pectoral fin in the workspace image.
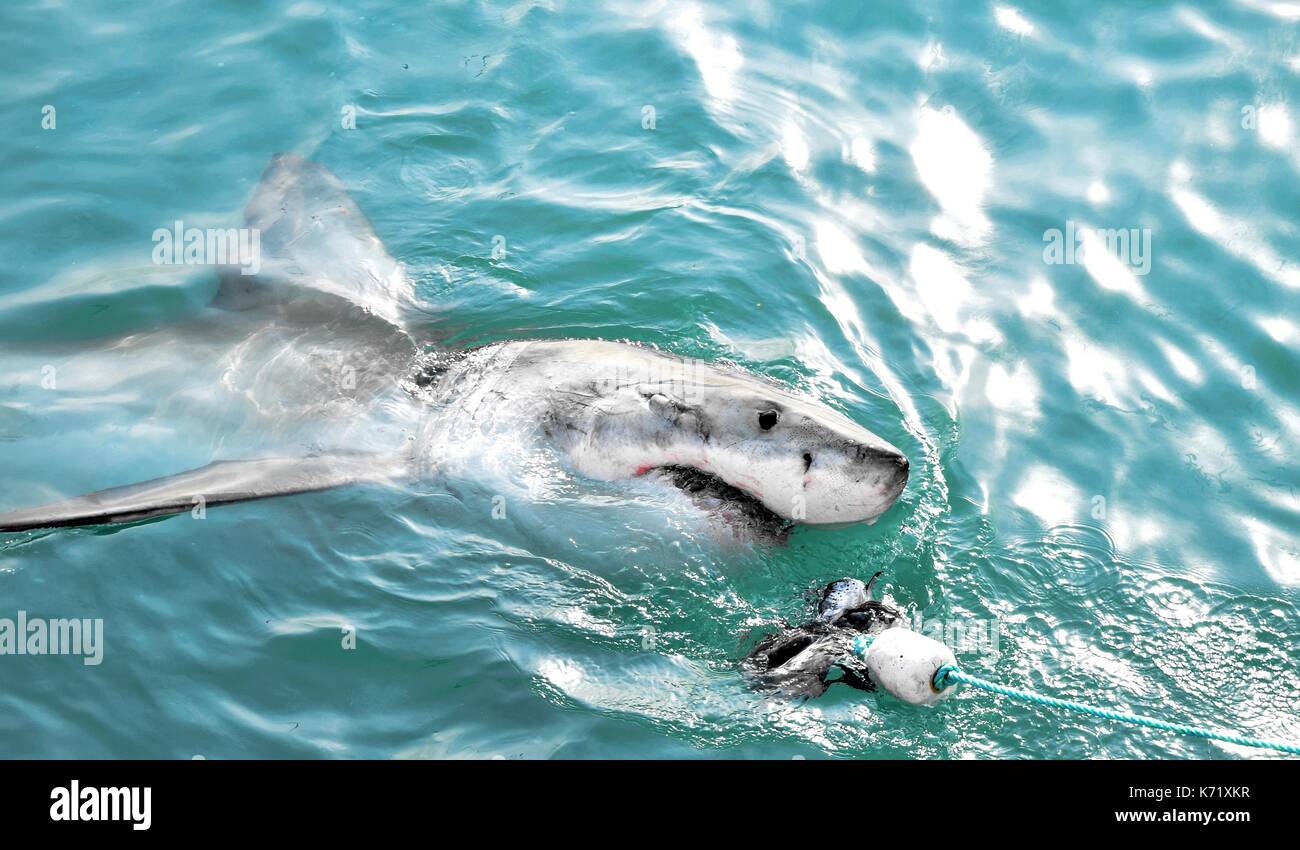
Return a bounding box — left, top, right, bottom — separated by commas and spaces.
0, 451, 410, 532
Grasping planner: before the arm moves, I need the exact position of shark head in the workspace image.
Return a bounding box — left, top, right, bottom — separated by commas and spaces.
643, 372, 909, 525
541, 342, 910, 527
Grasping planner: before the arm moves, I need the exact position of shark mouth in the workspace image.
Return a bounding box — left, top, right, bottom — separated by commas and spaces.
652, 465, 792, 543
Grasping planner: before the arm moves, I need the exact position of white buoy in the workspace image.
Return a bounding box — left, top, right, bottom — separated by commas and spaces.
862, 628, 958, 706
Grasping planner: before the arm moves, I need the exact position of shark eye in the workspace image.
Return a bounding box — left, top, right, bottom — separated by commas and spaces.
758, 410, 780, 431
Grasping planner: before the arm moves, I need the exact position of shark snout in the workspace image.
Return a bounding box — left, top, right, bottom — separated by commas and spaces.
850, 443, 907, 504
852, 442, 908, 472
788, 424, 909, 524
883, 451, 909, 502
876, 448, 909, 486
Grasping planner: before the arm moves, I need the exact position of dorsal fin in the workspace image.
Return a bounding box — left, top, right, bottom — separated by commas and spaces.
214, 154, 415, 333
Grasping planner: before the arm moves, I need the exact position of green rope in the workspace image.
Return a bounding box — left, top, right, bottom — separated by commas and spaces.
931, 665, 1300, 756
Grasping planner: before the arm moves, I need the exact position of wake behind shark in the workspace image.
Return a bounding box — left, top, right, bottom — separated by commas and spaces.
0, 155, 909, 538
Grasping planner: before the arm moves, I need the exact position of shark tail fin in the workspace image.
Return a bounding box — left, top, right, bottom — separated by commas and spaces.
0, 451, 410, 532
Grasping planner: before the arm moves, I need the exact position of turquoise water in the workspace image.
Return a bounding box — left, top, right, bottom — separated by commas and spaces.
2, 0, 1298, 758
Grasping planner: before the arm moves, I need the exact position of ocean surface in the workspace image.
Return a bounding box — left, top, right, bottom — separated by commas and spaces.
2, 0, 1298, 759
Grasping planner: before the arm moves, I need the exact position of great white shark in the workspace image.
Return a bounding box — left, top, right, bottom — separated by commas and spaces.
0, 155, 909, 539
